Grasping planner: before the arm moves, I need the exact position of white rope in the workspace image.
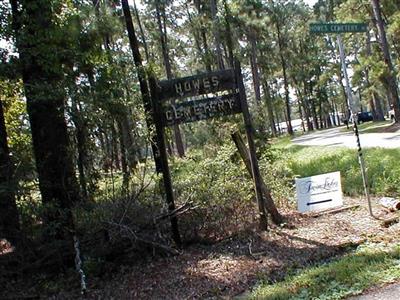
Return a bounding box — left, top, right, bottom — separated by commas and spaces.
74, 235, 87, 295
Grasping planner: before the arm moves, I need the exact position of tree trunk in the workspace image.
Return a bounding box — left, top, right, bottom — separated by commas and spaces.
0, 98, 20, 245
263, 82, 277, 137
333, 100, 341, 126
248, 31, 261, 104
318, 96, 324, 129
276, 22, 293, 135
117, 120, 130, 191
121, 0, 162, 172
11, 0, 79, 266
223, 0, 234, 68
155, 1, 185, 158
366, 30, 385, 121
120, 112, 138, 170
210, 0, 225, 70
298, 100, 306, 132
111, 122, 121, 170
185, 3, 209, 70
71, 98, 89, 200
132, 0, 150, 61
311, 99, 319, 130
195, 0, 212, 72
301, 83, 313, 131
371, 0, 400, 121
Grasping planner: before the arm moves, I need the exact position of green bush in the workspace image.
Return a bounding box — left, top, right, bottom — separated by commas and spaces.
172, 144, 257, 239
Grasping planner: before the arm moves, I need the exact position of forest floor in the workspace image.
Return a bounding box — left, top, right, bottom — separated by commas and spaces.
2, 197, 399, 299
14, 196, 395, 299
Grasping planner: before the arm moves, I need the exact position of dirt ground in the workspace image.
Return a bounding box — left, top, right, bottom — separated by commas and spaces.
2, 197, 400, 299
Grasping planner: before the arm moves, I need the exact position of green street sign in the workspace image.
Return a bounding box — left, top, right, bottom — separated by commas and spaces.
310, 23, 368, 34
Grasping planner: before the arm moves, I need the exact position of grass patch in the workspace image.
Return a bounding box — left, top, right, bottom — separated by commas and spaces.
340, 121, 392, 134
251, 243, 400, 300
271, 141, 400, 197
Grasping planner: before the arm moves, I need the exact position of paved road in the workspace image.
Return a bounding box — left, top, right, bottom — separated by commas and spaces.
292, 127, 400, 149
348, 282, 400, 299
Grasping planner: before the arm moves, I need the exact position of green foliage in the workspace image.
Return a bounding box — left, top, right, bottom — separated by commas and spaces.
172, 142, 257, 238
1, 79, 35, 181
251, 242, 400, 299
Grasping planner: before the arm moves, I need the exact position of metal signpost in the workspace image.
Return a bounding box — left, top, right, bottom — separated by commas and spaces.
149, 61, 268, 245
309, 22, 376, 218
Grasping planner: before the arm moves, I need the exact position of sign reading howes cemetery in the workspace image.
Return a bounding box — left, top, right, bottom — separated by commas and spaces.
151, 61, 269, 240
295, 171, 343, 213
158, 69, 241, 126
162, 94, 241, 126
309, 23, 368, 34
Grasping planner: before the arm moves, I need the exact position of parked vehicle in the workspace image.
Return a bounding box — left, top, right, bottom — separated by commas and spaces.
357, 111, 373, 124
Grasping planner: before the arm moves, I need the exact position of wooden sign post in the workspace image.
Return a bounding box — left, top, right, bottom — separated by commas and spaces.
234, 60, 268, 230
149, 61, 268, 245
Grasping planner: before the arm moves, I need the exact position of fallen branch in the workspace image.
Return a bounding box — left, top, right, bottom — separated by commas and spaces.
107, 221, 180, 255
155, 199, 198, 222
310, 205, 360, 217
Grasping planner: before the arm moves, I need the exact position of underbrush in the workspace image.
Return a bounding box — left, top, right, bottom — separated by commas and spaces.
74, 141, 295, 269
65, 139, 297, 278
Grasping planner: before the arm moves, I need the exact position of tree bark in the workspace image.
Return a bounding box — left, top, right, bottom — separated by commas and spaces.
155, 1, 185, 157
223, 0, 234, 68
117, 120, 130, 191
371, 0, 400, 121
121, 0, 162, 172
366, 30, 385, 121
11, 0, 80, 266
185, 3, 209, 69
195, 0, 212, 72
248, 31, 261, 104
132, 0, 150, 62
210, 0, 225, 70
71, 98, 89, 200
276, 22, 293, 135
263, 82, 277, 136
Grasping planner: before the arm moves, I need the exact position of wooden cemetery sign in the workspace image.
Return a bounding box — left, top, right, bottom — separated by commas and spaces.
158, 69, 236, 100
161, 94, 242, 126
149, 60, 267, 246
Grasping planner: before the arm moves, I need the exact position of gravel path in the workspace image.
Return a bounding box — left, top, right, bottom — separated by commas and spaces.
349, 282, 400, 300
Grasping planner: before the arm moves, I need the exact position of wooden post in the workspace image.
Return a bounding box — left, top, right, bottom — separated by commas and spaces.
234, 59, 268, 230
231, 131, 283, 225
148, 76, 181, 247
